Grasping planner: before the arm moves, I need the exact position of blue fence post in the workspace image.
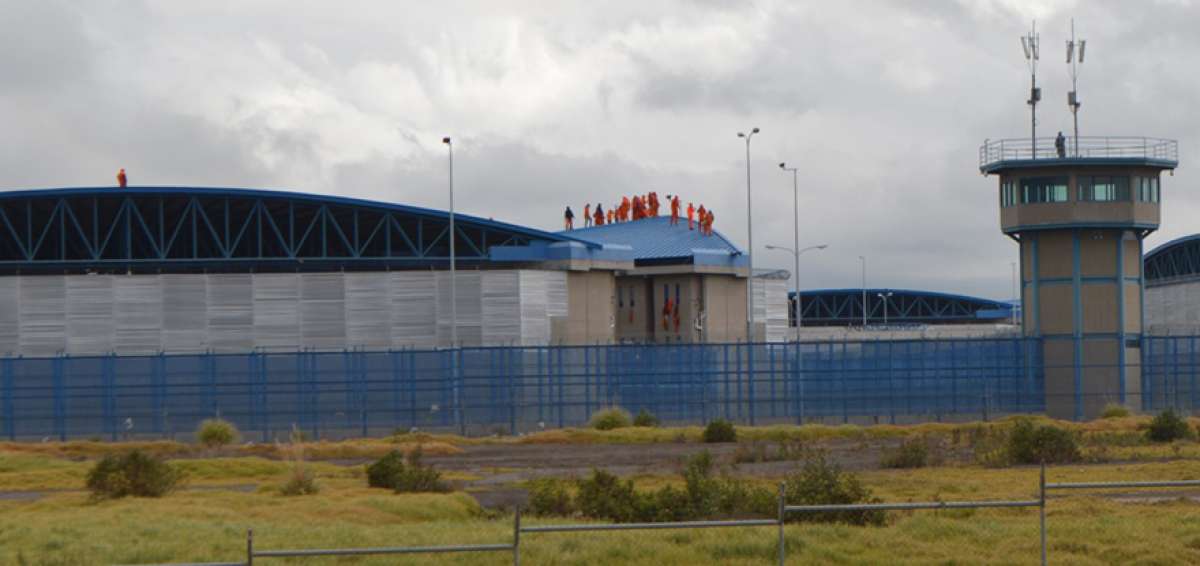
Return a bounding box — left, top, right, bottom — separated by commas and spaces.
53, 356, 66, 441
1, 358, 13, 440
103, 354, 116, 441
1144, 337, 1154, 412
887, 340, 896, 424
153, 353, 166, 437
1191, 336, 1198, 413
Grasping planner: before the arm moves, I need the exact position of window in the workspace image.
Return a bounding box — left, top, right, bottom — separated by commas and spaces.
1135, 176, 1160, 203
1078, 176, 1130, 202
1020, 177, 1069, 204
1000, 179, 1017, 208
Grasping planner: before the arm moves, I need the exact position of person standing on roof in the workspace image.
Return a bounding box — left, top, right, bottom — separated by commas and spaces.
705, 209, 715, 236
607, 207, 614, 224
593, 203, 605, 226
583, 204, 592, 227
117, 168, 127, 188
687, 202, 695, 230
648, 192, 660, 217
696, 204, 706, 233
620, 196, 630, 222
631, 195, 643, 220
670, 195, 681, 226
564, 206, 575, 230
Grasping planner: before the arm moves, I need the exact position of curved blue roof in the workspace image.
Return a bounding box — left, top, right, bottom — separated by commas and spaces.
560, 216, 746, 267
1145, 233, 1200, 283
0, 186, 596, 273
790, 288, 1015, 326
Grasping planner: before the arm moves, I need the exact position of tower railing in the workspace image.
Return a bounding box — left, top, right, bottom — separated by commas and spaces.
980, 136, 1178, 169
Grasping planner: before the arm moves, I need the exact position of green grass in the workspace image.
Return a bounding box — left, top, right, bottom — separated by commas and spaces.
6, 417, 1200, 564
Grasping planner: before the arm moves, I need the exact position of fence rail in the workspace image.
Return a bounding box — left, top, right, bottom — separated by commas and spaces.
979, 136, 1178, 167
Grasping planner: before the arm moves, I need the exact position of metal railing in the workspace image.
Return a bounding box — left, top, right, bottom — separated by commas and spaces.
979, 136, 1178, 168
123, 465, 1200, 566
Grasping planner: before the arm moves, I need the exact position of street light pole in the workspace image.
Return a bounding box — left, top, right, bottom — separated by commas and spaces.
859, 256, 867, 327
765, 243, 828, 339
738, 127, 760, 341
443, 137, 457, 347
877, 292, 894, 325
779, 162, 801, 341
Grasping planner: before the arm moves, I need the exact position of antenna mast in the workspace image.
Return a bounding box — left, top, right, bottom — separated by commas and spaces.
1066, 19, 1086, 157
1021, 21, 1041, 158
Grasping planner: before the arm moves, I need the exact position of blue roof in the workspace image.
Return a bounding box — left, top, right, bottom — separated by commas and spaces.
787, 288, 1015, 326
560, 216, 745, 265
0, 185, 609, 272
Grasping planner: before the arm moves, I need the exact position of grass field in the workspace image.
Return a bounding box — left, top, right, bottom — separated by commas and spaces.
3, 416, 1200, 565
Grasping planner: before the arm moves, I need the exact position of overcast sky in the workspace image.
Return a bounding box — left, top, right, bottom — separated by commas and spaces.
3, 0, 1197, 300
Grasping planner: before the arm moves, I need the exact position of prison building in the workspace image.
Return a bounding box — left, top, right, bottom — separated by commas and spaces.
1144, 234, 1200, 333
0, 187, 781, 357
789, 289, 1016, 327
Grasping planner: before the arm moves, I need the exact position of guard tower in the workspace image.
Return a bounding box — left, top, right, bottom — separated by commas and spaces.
980, 137, 1178, 419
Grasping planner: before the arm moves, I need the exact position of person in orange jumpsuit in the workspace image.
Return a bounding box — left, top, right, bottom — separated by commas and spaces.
662, 296, 673, 331
117, 168, 127, 188
632, 195, 643, 220
607, 208, 614, 224
669, 195, 680, 225
705, 209, 715, 235
583, 203, 592, 227
593, 204, 605, 226
686, 202, 695, 230
564, 206, 574, 230
696, 204, 706, 233
620, 196, 630, 221
648, 192, 659, 217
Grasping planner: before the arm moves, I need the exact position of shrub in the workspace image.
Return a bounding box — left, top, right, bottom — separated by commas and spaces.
633, 409, 660, 428
880, 438, 929, 469
575, 469, 641, 522
366, 448, 449, 493
86, 450, 183, 499
1146, 409, 1192, 443
195, 418, 239, 448
589, 407, 632, 431
784, 451, 883, 526
1101, 403, 1131, 419
1007, 418, 1081, 464
703, 419, 737, 443
279, 426, 318, 496
367, 450, 407, 489
527, 478, 575, 516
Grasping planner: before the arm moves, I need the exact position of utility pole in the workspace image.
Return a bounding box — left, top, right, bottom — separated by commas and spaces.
1066, 19, 1086, 157
1021, 21, 1041, 158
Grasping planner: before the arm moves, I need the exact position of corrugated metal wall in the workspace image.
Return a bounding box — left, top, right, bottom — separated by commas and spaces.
753, 277, 790, 342
0, 270, 569, 356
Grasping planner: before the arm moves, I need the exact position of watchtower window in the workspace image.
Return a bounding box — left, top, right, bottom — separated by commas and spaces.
1020, 177, 1069, 204
1000, 180, 1017, 208
1135, 176, 1160, 203
1078, 175, 1130, 202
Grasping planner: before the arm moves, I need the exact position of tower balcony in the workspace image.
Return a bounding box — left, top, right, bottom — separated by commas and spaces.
980, 136, 1178, 174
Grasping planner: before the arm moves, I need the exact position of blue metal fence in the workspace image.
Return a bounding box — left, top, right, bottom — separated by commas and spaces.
0, 338, 1046, 441
1143, 336, 1200, 413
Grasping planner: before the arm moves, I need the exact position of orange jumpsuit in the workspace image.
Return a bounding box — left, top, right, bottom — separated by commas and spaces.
632, 196, 643, 220
648, 192, 659, 217
594, 207, 604, 226
662, 298, 673, 331
584, 204, 591, 227
705, 210, 714, 235
117, 168, 127, 188
670, 197, 680, 225
696, 206, 706, 234
607, 209, 614, 224
621, 197, 630, 221
686, 203, 695, 230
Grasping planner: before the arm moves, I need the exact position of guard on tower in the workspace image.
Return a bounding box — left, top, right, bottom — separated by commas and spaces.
1055, 131, 1066, 158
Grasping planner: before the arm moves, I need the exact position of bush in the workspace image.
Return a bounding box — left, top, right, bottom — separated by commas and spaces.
86, 450, 183, 499
784, 451, 883, 526
195, 418, 239, 448
1007, 419, 1081, 464
527, 478, 575, 516
703, 419, 737, 443
280, 468, 320, 495
589, 407, 632, 431
1146, 409, 1192, 443
367, 450, 407, 488
575, 469, 641, 522
880, 438, 929, 469
1101, 403, 1131, 419
633, 409, 659, 428
366, 448, 449, 493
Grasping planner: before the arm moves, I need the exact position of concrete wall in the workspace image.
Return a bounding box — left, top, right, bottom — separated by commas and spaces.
1146, 278, 1200, 333
564, 271, 616, 344
1022, 227, 1144, 419
0, 270, 568, 356
998, 168, 1161, 232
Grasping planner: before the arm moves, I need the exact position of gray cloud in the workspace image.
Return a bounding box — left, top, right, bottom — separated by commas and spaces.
2, 0, 1198, 301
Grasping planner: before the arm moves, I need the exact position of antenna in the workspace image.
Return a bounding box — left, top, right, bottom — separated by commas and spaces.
1022, 21, 1041, 158
1066, 19, 1086, 157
